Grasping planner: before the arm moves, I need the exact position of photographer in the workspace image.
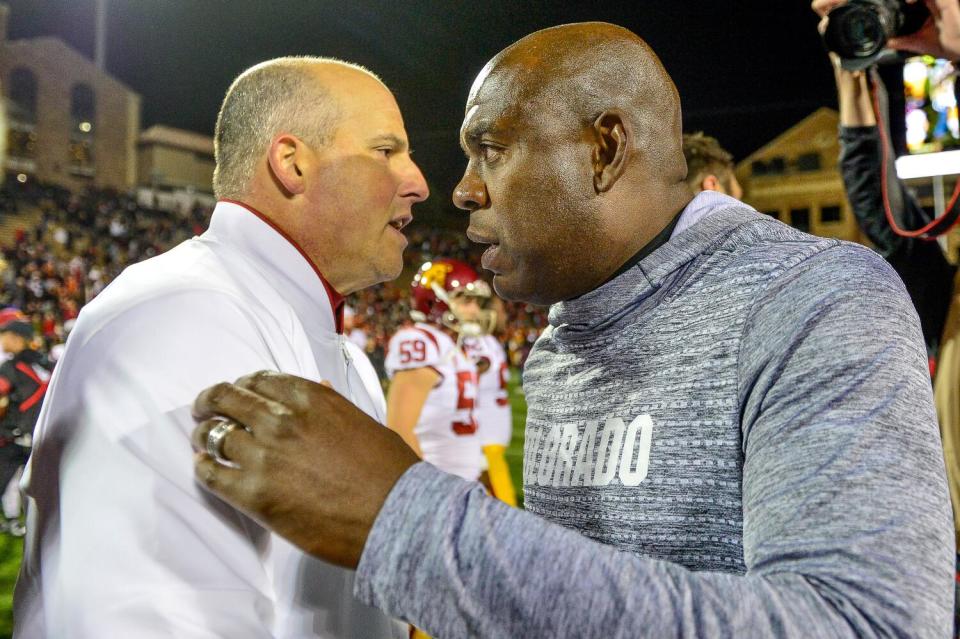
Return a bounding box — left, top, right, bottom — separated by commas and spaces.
814, 0, 960, 613
815, 0, 960, 60
814, 0, 959, 354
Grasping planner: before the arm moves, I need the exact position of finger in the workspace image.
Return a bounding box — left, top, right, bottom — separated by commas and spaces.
194, 452, 246, 504
811, 0, 845, 18
191, 417, 258, 465
234, 371, 334, 410
233, 370, 315, 412
192, 381, 292, 436
887, 34, 915, 50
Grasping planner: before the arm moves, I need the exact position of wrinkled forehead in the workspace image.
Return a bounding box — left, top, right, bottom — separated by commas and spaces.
462, 63, 517, 131
461, 61, 571, 142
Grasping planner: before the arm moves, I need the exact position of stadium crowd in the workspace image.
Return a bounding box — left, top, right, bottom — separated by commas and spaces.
0, 176, 546, 374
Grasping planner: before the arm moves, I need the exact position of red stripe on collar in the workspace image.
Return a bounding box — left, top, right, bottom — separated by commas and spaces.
220, 199, 345, 334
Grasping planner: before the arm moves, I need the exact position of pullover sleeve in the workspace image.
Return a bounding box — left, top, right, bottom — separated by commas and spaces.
354, 245, 955, 638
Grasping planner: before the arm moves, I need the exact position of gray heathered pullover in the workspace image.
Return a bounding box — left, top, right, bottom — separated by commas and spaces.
355, 204, 955, 638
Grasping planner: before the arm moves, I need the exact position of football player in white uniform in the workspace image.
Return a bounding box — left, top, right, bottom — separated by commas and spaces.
462, 298, 517, 506
385, 259, 495, 481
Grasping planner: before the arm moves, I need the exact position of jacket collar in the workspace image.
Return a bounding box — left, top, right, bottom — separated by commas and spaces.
548, 200, 763, 333
206, 200, 345, 334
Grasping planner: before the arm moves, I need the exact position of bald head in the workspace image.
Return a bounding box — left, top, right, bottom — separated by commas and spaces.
468, 22, 686, 185
454, 23, 693, 305
213, 56, 383, 200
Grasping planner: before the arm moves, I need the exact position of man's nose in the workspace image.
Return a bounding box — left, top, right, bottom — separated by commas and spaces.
453, 171, 488, 211
400, 159, 429, 203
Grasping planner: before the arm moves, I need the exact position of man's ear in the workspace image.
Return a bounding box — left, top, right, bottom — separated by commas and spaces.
267, 134, 306, 196
700, 175, 721, 193
591, 110, 631, 194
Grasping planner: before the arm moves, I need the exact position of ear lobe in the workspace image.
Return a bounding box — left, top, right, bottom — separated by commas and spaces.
267, 134, 306, 196
701, 175, 720, 193
592, 110, 630, 194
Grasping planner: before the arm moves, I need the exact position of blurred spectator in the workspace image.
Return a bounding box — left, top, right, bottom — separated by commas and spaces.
682, 131, 743, 199
0, 308, 50, 535
0, 177, 211, 357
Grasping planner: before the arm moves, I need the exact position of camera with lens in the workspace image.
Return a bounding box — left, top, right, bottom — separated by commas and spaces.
823, 0, 930, 70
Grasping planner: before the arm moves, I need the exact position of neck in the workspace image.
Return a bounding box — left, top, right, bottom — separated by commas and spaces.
219, 195, 347, 332
604, 183, 693, 279
238, 192, 360, 295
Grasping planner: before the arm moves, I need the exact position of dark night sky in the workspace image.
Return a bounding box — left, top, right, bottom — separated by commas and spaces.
4, 0, 839, 217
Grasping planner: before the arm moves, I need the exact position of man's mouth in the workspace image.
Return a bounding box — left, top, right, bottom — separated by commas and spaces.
388, 214, 412, 231
481, 244, 501, 272
466, 227, 498, 246
467, 227, 501, 271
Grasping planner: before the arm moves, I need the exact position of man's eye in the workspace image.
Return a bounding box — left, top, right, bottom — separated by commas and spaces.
376, 148, 394, 158
479, 144, 502, 163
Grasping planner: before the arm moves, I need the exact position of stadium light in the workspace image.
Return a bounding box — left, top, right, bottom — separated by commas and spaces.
895, 150, 960, 179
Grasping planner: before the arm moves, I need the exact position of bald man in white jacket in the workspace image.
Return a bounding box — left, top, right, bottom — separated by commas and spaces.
15, 56, 428, 638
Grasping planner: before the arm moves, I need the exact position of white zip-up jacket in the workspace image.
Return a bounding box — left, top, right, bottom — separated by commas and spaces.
15, 201, 406, 638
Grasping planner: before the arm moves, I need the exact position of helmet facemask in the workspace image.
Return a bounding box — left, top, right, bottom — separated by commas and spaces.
436, 282, 497, 337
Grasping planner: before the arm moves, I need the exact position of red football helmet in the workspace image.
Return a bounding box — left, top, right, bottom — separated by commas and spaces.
410, 258, 496, 336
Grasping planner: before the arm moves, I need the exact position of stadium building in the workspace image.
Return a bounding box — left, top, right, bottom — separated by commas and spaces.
735, 107, 866, 244
136, 125, 215, 210
737, 105, 960, 262
0, 3, 141, 193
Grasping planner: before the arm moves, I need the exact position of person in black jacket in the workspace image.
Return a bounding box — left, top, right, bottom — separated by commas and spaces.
0, 309, 50, 535
813, 1, 960, 356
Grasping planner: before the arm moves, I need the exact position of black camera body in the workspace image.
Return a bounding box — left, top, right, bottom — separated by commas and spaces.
823, 0, 930, 70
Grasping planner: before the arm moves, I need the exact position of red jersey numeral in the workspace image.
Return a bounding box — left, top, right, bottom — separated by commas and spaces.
452, 370, 478, 435
398, 339, 427, 364
496, 361, 510, 406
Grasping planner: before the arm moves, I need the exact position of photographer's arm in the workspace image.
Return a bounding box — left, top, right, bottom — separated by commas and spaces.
822, 22, 956, 349
832, 60, 906, 256
834, 63, 876, 127
814, 1, 902, 252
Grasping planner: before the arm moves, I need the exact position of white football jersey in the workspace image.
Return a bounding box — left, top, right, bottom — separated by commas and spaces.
386, 323, 483, 480
462, 334, 512, 448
